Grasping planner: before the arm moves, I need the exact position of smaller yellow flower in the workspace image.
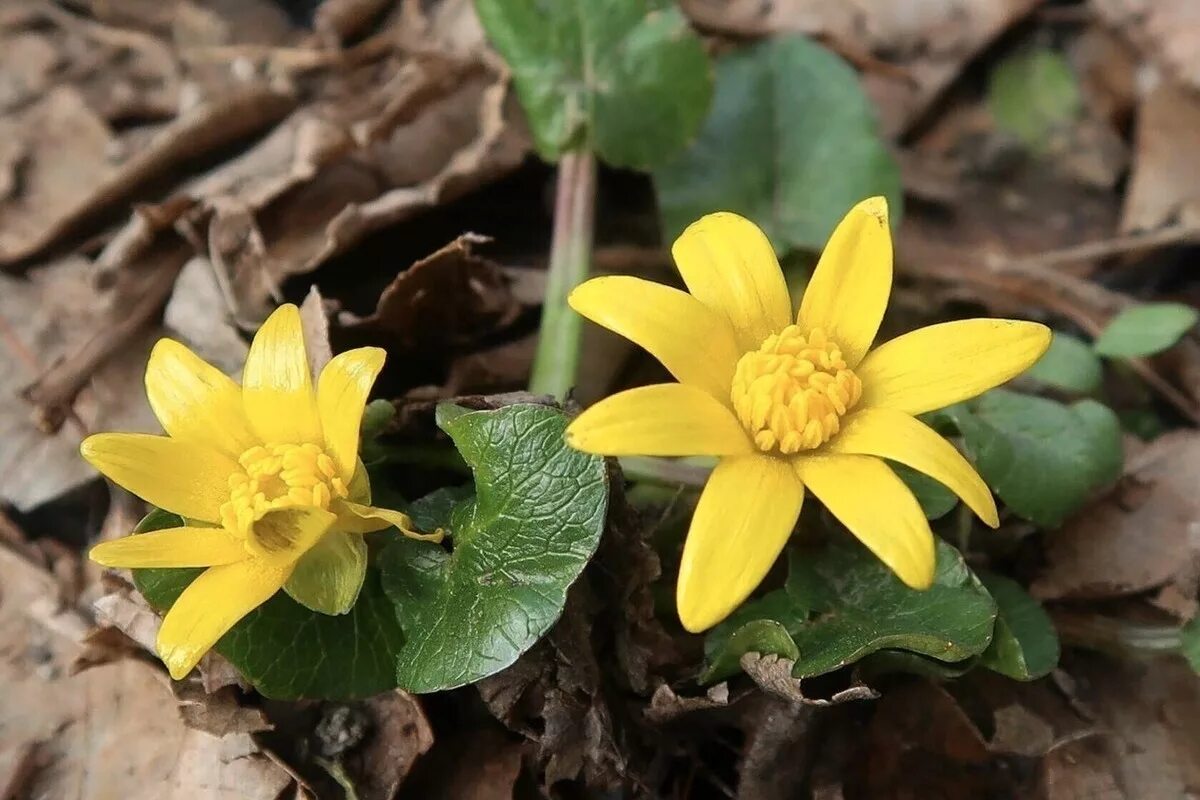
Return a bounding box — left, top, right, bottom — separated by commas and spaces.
85, 304, 439, 680
565, 198, 1051, 633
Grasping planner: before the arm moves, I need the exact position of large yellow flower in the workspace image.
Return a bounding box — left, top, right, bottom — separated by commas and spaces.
566, 198, 1050, 632
85, 304, 438, 679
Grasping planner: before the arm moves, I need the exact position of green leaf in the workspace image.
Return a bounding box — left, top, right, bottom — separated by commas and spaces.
700, 620, 799, 684
653, 34, 901, 252
978, 573, 1059, 680
894, 462, 958, 520
1182, 616, 1200, 675
856, 650, 978, 681
1025, 332, 1103, 393
1093, 303, 1199, 358
948, 390, 1123, 527
380, 403, 607, 692
475, 0, 712, 169
133, 512, 406, 701
703, 539, 997, 681
988, 47, 1081, 152
701, 589, 805, 682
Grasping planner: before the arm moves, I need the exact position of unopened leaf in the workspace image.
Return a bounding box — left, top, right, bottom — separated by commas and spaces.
979, 573, 1059, 680
704, 539, 996, 681
989, 47, 1081, 152
701, 619, 799, 684
380, 403, 607, 692
134, 511, 406, 700
654, 34, 901, 252
1026, 332, 1103, 393
1093, 303, 1199, 358
475, 0, 711, 168
948, 391, 1122, 527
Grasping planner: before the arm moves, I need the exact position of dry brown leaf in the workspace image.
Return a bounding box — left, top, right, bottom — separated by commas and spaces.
738, 653, 878, 707
341, 691, 435, 800
0, 257, 159, 511
1092, 0, 1200, 92
0, 88, 118, 264
1068, 656, 1200, 798
1121, 80, 1200, 233
1033, 429, 1200, 601
341, 234, 520, 357
0, 539, 293, 800
1040, 737, 1125, 800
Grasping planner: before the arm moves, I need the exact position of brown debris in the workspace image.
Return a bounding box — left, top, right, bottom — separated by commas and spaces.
1121, 80, 1200, 233
1033, 429, 1200, 601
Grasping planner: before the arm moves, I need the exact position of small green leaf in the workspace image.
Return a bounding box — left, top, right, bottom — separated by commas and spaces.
1025, 332, 1103, 393
380, 404, 607, 692
989, 47, 1081, 152
133, 512, 406, 700
948, 390, 1122, 527
1182, 616, 1200, 675
653, 34, 901, 252
894, 462, 958, 520
475, 0, 712, 168
1093, 303, 1199, 358
703, 539, 997, 681
978, 573, 1059, 680
700, 619, 799, 684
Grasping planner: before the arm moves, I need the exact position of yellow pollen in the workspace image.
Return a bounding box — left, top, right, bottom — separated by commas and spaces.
219, 442, 349, 535
730, 326, 863, 454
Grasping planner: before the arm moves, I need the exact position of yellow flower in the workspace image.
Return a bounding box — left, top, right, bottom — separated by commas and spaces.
85, 304, 439, 679
565, 198, 1050, 633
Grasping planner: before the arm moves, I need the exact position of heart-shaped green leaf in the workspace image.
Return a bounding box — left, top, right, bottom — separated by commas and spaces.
978, 573, 1059, 680
380, 403, 608, 692
704, 539, 997, 681
133, 510, 406, 700
475, 0, 712, 169
653, 34, 901, 252
1025, 332, 1103, 394
947, 390, 1122, 527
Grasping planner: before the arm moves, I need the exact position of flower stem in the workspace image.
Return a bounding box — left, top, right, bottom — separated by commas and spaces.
529, 149, 597, 398
618, 456, 713, 488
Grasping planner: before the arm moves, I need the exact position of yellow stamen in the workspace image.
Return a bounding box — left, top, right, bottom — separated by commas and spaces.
730, 326, 863, 455
219, 442, 350, 535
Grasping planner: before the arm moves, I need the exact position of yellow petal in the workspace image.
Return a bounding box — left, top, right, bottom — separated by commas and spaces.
157, 559, 289, 680
90, 527, 248, 568
795, 454, 935, 590
566, 384, 751, 457
335, 500, 444, 542
348, 460, 371, 504
145, 339, 259, 458
242, 304, 323, 445
857, 319, 1052, 415
244, 506, 337, 565
284, 531, 367, 615
80, 433, 236, 523
671, 212, 791, 350
317, 347, 386, 482
569, 276, 742, 400
825, 408, 998, 526
677, 454, 804, 632
797, 196, 892, 366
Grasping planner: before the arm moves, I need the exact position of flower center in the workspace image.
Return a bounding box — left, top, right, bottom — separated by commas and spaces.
730, 326, 863, 454
219, 443, 349, 534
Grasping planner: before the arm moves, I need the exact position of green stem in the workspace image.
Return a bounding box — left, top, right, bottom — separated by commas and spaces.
529, 149, 597, 398
617, 456, 712, 488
